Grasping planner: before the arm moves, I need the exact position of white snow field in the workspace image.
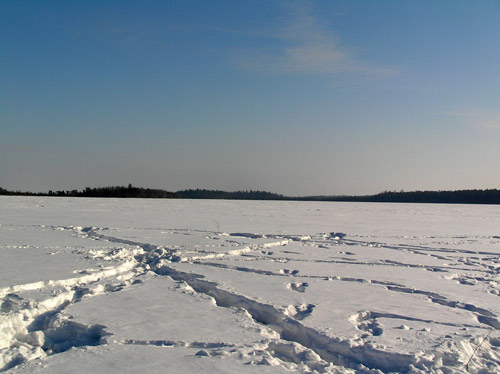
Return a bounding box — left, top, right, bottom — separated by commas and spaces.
1, 197, 500, 373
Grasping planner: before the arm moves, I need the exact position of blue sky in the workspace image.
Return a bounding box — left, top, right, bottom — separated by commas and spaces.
1, 0, 499, 195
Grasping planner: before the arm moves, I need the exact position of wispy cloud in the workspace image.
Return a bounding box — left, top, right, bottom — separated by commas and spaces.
233, 2, 395, 77
444, 111, 500, 131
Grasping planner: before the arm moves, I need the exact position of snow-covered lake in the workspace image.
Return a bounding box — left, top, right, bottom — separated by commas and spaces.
1, 196, 499, 373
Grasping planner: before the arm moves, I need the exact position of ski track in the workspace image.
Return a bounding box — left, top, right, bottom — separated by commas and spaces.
1, 225, 499, 373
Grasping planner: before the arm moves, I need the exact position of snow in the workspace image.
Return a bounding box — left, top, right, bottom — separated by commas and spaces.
1, 196, 499, 373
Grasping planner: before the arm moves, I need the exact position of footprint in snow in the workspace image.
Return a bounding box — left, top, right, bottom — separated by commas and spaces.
280, 269, 299, 275
285, 303, 315, 320
349, 311, 384, 337
330, 232, 346, 240
1, 293, 25, 313
287, 282, 308, 293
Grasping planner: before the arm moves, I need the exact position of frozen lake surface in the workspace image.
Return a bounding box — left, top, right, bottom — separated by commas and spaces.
1, 196, 500, 373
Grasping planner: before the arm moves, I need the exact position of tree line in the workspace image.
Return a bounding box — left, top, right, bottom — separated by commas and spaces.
1, 185, 500, 204
0, 185, 281, 200
176, 189, 285, 200
299, 189, 500, 204
0, 185, 176, 199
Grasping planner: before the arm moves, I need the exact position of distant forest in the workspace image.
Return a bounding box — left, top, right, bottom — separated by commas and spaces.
177, 189, 285, 200
298, 189, 500, 205
1, 185, 500, 205
0, 185, 282, 200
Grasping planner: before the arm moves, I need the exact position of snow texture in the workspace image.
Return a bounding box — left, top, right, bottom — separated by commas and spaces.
1, 197, 500, 373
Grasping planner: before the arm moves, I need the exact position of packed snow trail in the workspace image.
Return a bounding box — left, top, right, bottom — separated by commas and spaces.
1, 198, 500, 373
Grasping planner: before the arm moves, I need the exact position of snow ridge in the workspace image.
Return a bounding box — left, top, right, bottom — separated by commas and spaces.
1, 219, 500, 373
155, 265, 427, 373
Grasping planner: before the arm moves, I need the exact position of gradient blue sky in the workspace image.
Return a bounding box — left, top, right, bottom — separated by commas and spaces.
2, 1, 500, 196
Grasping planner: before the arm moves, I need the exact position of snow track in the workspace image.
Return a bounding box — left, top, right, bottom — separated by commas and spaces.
1, 198, 500, 373
156, 265, 429, 373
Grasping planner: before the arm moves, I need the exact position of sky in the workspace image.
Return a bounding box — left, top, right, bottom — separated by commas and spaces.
1, 0, 500, 196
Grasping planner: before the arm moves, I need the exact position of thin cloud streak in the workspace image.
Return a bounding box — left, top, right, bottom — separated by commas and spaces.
233, 2, 396, 77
